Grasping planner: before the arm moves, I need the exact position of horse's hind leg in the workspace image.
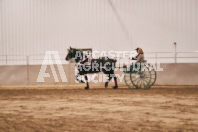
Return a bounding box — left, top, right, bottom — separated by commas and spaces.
75, 73, 84, 83
105, 74, 112, 88
104, 70, 118, 89
109, 71, 118, 89
113, 74, 118, 89
84, 74, 89, 90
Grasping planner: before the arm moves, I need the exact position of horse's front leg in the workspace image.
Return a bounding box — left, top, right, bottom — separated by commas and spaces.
105, 72, 118, 89
84, 74, 89, 90
113, 75, 118, 89
105, 74, 112, 88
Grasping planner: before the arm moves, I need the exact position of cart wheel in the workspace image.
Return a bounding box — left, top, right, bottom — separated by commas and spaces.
124, 72, 136, 90
147, 64, 157, 89
131, 67, 151, 89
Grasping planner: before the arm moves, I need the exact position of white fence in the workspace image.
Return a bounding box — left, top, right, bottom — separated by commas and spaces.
0, 51, 198, 86
0, 51, 197, 66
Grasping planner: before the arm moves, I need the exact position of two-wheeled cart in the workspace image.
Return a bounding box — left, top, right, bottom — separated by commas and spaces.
123, 63, 157, 90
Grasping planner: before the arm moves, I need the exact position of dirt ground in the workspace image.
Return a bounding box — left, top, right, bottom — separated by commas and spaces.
0, 85, 198, 132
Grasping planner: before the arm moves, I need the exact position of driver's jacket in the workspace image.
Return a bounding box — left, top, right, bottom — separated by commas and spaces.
132, 53, 145, 64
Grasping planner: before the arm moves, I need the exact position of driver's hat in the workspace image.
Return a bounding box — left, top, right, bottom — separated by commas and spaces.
135, 47, 140, 51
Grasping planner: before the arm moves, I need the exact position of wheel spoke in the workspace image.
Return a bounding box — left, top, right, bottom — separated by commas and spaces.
136, 78, 142, 86
132, 77, 139, 82
143, 78, 150, 83
143, 81, 147, 88
134, 77, 141, 84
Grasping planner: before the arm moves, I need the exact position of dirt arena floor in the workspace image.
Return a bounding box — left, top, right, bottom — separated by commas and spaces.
0, 85, 198, 132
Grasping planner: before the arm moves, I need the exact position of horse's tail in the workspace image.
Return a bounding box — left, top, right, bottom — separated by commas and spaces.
107, 57, 117, 63
113, 59, 117, 69
114, 59, 117, 63
106, 58, 117, 70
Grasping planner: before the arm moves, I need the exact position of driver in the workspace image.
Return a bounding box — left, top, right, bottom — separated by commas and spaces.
132, 48, 145, 63
129, 47, 145, 72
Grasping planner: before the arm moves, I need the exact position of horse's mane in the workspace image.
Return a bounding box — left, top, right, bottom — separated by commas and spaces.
72, 48, 83, 54
71, 48, 84, 62
76, 49, 83, 53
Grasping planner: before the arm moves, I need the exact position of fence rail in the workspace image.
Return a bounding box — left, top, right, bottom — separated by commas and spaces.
0, 52, 198, 65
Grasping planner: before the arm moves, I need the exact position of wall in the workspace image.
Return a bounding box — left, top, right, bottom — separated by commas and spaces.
1, 0, 198, 57
0, 63, 198, 86
156, 63, 198, 85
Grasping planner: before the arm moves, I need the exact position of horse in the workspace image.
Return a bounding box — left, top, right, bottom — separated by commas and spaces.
65, 47, 118, 90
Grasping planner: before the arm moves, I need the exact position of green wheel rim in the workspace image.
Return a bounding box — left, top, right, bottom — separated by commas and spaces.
124, 72, 136, 90
131, 67, 151, 90
124, 64, 157, 90
147, 64, 157, 89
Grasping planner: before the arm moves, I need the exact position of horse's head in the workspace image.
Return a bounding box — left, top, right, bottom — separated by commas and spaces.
65, 47, 75, 61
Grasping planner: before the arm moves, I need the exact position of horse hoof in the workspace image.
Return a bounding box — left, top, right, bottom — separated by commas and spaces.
113, 86, 118, 89
105, 82, 108, 88
84, 87, 89, 90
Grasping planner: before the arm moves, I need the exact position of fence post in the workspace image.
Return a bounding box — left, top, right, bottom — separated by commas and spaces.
175, 52, 177, 63
119, 57, 121, 68
155, 52, 157, 64
6, 55, 7, 65
174, 42, 177, 63
26, 55, 29, 85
